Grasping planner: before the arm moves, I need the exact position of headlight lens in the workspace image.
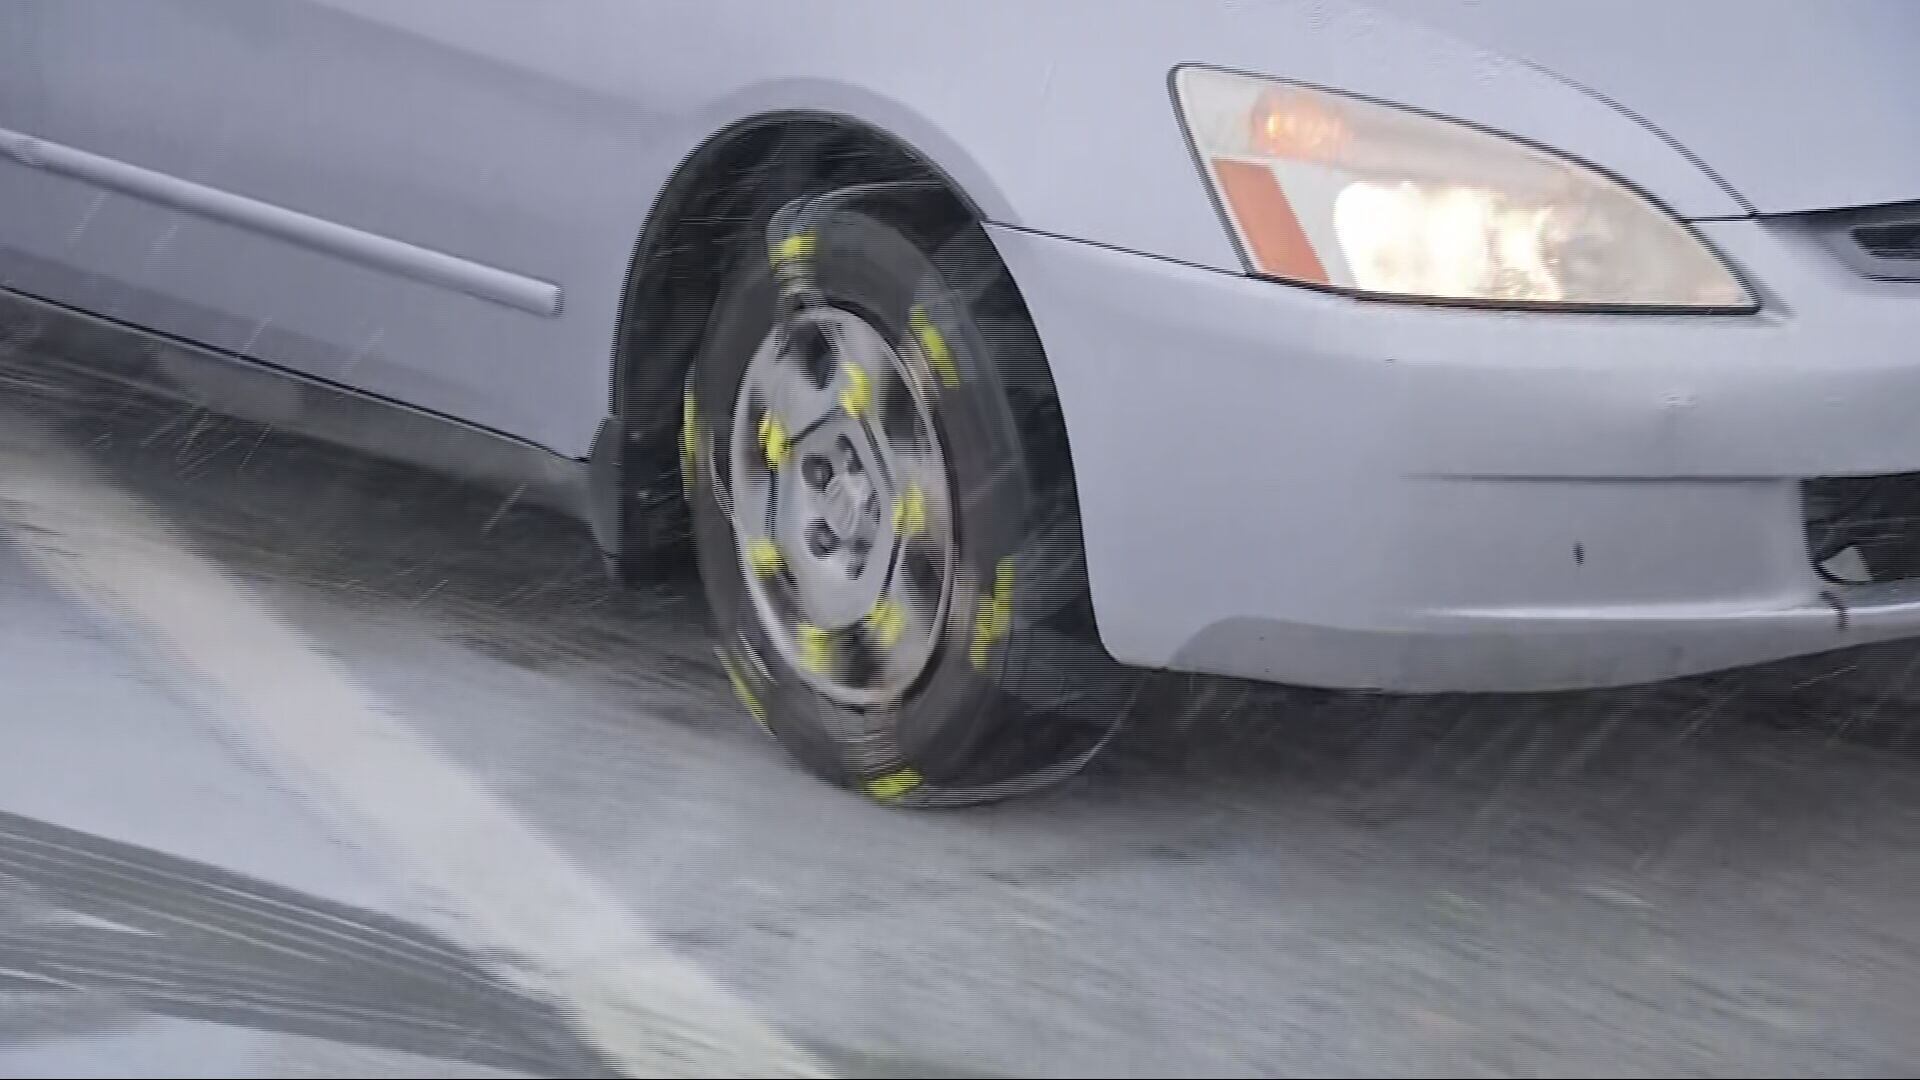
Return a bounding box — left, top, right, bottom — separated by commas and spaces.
1172, 66, 1755, 310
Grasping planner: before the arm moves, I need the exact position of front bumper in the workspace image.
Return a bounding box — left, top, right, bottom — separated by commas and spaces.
985, 218, 1920, 692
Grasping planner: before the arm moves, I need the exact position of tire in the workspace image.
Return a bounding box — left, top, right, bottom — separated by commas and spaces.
683, 195, 1137, 806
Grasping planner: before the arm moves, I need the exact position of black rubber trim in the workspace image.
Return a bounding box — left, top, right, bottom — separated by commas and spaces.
1788, 201, 1920, 283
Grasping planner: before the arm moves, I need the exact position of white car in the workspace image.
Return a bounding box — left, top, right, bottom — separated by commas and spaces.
1, 0, 1915, 803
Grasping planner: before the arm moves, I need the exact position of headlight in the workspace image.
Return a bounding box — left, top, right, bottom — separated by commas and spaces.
1171, 65, 1755, 310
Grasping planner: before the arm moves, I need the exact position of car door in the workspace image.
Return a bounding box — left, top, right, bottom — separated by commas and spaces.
0, 4, 182, 343
0, 0, 653, 456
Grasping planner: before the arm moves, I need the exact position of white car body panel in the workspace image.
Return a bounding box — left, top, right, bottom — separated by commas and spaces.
0, 0, 1915, 692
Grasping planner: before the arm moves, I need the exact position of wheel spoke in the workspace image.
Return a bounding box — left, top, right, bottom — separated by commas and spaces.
833, 315, 900, 389
758, 350, 838, 439
731, 465, 775, 542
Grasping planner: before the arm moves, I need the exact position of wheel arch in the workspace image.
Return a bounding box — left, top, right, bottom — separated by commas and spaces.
596, 108, 1014, 575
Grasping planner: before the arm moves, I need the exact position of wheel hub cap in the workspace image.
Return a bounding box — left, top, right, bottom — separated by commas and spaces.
725, 305, 956, 706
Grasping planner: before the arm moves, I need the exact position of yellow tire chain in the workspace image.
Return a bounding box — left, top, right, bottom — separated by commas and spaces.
890, 485, 928, 537
838, 360, 871, 418
970, 558, 1016, 669
864, 596, 906, 649
910, 307, 961, 388
769, 218, 931, 803
770, 229, 822, 309
865, 767, 924, 801
721, 654, 768, 728
745, 537, 783, 577
771, 229, 816, 270
757, 411, 788, 470
680, 388, 699, 495
795, 622, 834, 674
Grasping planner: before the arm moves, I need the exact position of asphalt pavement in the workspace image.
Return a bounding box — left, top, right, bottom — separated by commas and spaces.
3, 338, 1920, 1077
0, 497, 612, 1078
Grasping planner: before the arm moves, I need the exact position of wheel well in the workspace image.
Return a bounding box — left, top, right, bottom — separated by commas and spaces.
603, 113, 980, 567
614, 115, 978, 442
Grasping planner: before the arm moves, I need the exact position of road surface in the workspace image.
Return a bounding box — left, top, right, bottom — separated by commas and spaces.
2, 333, 1919, 1077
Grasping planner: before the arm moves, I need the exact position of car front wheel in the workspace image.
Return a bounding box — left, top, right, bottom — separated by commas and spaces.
683, 192, 1134, 806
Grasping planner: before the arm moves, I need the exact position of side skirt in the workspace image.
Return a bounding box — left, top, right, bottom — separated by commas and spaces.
0, 284, 619, 554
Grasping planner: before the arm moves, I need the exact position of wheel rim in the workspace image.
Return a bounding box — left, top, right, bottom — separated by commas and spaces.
725, 305, 956, 706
